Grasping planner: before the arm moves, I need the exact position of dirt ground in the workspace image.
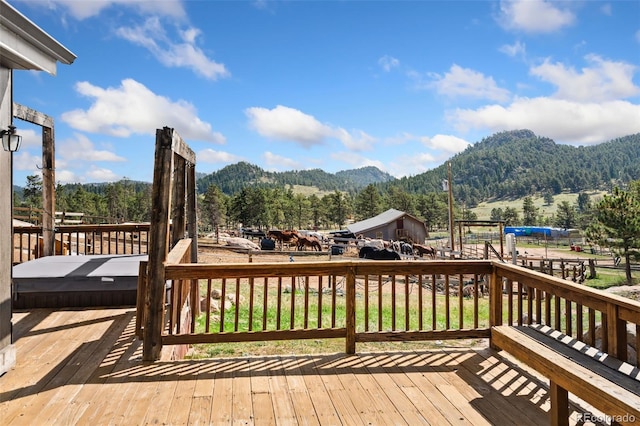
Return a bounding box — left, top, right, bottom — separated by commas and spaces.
196, 243, 571, 264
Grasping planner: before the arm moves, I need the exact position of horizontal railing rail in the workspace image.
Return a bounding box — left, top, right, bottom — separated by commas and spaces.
491, 262, 640, 365
148, 259, 494, 354
138, 252, 640, 366
12, 223, 150, 264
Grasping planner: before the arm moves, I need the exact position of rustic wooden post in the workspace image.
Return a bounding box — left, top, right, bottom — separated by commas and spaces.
345, 265, 356, 354
13, 104, 55, 256
135, 260, 148, 339
41, 124, 55, 256
186, 162, 198, 263
143, 127, 174, 361
186, 162, 199, 319
170, 155, 186, 248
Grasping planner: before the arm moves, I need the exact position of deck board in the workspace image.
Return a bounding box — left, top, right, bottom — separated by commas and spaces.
1, 308, 608, 425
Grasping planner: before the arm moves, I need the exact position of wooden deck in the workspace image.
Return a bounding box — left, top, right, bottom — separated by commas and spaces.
1, 308, 606, 425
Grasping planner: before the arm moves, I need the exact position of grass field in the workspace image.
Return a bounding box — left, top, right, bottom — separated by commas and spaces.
471, 190, 608, 221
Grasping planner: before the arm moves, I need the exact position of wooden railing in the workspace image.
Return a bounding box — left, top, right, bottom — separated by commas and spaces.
520, 258, 587, 283
138, 252, 640, 365
139, 257, 494, 354
12, 223, 150, 264
491, 262, 640, 365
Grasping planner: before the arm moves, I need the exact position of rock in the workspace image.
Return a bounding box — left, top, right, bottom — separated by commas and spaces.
225, 237, 260, 250
583, 323, 638, 365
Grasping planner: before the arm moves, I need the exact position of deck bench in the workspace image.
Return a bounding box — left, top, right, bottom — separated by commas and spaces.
491, 324, 640, 426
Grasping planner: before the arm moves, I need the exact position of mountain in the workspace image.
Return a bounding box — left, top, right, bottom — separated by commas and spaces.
335, 166, 395, 187
196, 162, 395, 195
383, 130, 640, 207
29, 130, 639, 207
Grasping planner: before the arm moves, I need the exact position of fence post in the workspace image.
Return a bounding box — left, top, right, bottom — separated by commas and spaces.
345, 265, 356, 354
489, 263, 503, 349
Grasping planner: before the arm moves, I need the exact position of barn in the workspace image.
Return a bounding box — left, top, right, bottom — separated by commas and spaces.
347, 209, 427, 243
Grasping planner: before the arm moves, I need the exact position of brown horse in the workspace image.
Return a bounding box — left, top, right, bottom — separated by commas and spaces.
413, 244, 436, 259
267, 230, 298, 249
296, 234, 322, 251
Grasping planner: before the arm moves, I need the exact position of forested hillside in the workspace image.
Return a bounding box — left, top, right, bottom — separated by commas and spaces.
195, 163, 395, 195
14, 130, 640, 227
387, 130, 640, 207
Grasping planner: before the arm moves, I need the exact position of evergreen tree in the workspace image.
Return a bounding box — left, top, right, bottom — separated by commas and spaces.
291, 193, 311, 229
554, 201, 576, 229
385, 186, 415, 215
307, 194, 323, 229
202, 184, 227, 232
23, 174, 43, 208
522, 196, 538, 226
577, 192, 591, 212
490, 207, 503, 222
324, 191, 351, 228
354, 184, 383, 220
416, 192, 447, 231
503, 207, 520, 226
587, 183, 640, 284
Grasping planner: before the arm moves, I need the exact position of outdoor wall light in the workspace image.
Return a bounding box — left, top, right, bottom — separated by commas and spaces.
1, 125, 22, 152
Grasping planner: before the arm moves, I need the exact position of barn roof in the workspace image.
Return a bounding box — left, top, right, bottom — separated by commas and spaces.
348, 208, 414, 235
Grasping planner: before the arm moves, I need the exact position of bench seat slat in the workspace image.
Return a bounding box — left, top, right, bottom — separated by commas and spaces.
492, 325, 640, 425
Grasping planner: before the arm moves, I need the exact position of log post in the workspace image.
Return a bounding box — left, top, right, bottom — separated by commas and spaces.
170, 156, 186, 248
186, 162, 198, 263
143, 127, 174, 361
41, 125, 55, 257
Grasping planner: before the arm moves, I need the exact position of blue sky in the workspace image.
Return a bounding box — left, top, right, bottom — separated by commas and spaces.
8, 0, 640, 187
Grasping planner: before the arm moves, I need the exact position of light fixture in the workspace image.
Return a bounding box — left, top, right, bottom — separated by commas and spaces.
1, 125, 22, 152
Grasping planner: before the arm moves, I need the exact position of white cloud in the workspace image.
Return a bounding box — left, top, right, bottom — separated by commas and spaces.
378, 55, 400, 72
85, 165, 120, 182
13, 150, 42, 174
37, 0, 186, 20
600, 3, 612, 16
428, 65, 511, 103
420, 134, 470, 154
449, 97, 640, 145
263, 152, 302, 170
499, 41, 526, 59
245, 105, 332, 147
636, 30, 640, 43
531, 55, 640, 102
383, 132, 417, 146
59, 133, 127, 162
332, 128, 377, 152
116, 17, 229, 80
198, 149, 243, 164
497, 0, 575, 33
388, 152, 440, 178
54, 169, 82, 184
329, 151, 386, 172
246, 105, 377, 151
62, 79, 225, 143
